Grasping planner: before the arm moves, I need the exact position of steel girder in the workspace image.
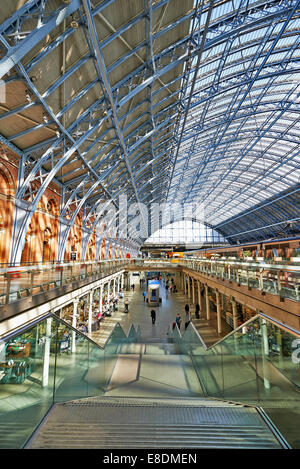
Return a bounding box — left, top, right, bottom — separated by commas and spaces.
165, 0, 300, 239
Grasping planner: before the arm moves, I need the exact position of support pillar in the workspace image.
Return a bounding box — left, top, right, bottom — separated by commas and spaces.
88, 289, 93, 333
192, 277, 195, 304
71, 299, 78, 353
197, 280, 201, 309
205, 285, 210, 320
99, 284, 103, 313
42, 316, 52, 387
259, 269, 264, 291
187, 276, 191, 298
107, 280, 111, 303
232, 299, 238, 330
260, 318, 271, 390
216, 290, 222, 334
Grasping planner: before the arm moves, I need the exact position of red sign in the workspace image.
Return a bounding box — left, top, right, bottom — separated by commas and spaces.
126, 253, 131, 259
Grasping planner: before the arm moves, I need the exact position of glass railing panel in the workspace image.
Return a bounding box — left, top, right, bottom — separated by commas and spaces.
0, 314, 123, 448
172, 324, 182, 345
127, 324, 137, 342
53, 319, 106, 403
0, 316, 57, 448
0, 261, 127, 307
189, 315, 300, 447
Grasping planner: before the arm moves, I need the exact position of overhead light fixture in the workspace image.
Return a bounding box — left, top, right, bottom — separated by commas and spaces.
43, 113, 49, 123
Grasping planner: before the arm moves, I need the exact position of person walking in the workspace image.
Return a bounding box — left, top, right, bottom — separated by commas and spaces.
151, 309, 156, 325
175, 313, 181, 330
143, 290, 146, 302
185, 311, 192, 330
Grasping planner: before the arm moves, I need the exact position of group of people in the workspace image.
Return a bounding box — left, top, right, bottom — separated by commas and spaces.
94, 293, 124, 330
173, 303, 201, 331
164, 277, 177, 293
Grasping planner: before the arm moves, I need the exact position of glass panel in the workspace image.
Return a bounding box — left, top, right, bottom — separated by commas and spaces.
186, 315, 300, 447
0, 260, 128, 308
0, 315, 130, 448
0, 317, 57, 449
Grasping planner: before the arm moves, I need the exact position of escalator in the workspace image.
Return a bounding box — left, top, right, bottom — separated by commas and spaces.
0, 312, 297, 448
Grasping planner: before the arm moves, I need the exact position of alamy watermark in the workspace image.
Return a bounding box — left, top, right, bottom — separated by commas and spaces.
292, 339, 300, 364
95, 196, 206, 244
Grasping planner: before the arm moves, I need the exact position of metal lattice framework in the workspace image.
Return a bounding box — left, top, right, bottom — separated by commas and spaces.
0, 0, 299, 262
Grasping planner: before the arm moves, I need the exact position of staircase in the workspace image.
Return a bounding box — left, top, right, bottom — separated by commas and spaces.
25, 332, 288, 449
117, 336, 179, 355
26, 396, 286, 449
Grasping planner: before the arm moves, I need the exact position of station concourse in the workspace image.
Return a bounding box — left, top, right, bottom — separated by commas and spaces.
0, 0, 299, 451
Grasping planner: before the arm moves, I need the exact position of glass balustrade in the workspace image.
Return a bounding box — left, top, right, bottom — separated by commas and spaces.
180, 258, 300, 302
177, 316, 300, 447
0, 314, 138, 449
0, 260, 128, 307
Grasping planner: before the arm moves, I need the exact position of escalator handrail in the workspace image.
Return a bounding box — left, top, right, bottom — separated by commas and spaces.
0, 313, 138, 352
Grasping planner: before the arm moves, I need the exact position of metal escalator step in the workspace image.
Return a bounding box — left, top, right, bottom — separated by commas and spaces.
27, 397, 285, 449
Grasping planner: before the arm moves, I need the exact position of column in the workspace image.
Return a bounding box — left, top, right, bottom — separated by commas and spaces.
107, 280, 111, 303
113, 277, 116, 297
99, 284, 103, 313
216, 290, 222, 334
232, 299, 238, 330
42, 316, 52, 387
205, 285, 210, 320
277, 270, 282, 296
121, 273, 124, 290
71, 299, 78, 353
192, 277, 195, 304
260, 318, 271, 390
117, 275, 120, 293
197, 280, 201, 308
184, 275, 187, 295
187, 276, 191, 298
88, 289, 93, 333
259, 268, 264, 291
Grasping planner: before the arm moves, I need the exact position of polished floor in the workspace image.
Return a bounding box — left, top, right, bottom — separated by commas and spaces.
88, 274, 232, 347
